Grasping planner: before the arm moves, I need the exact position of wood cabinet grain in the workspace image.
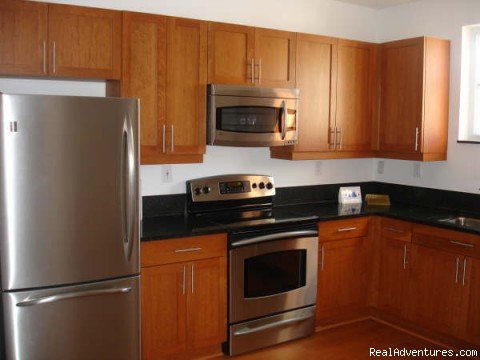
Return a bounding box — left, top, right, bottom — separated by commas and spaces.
0, 0, 48, 76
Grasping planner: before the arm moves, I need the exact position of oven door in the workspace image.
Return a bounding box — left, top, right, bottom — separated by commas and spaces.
208, 95, 298, 147
229, 234, 318, 323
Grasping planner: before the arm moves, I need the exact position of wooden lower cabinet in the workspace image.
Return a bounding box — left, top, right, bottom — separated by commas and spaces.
317, 237, 368, 324
140, 235, 227, 359
466, 257, 480, 345
378, 238, 412, 319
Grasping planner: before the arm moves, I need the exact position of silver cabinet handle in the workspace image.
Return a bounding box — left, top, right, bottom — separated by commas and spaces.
182, 265, 186, 295
233, 312, 314, 336
174, 247, 202, 253
170, 125, 174, 153
191, 263, 195, 294
455, 257, 460, 284
231, 230, 318, 247
162, 125, 166, 153
415, 126, 419, 151
450, 240, 474, 248
16, 287, 131, 307
384, 227, 404, 234
463, 258, 467, 287
250, 58, 255, 84
403, 244, 407, 270
337, 227, 357, 232
258, 58, 262, 84
320, 244, 325, 271
42, 40, 47, 74
52, 41, 56, 74
333, 127, 337, 150
338, 128, 343, 150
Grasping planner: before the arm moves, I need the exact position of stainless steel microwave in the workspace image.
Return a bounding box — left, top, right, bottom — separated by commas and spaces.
207, 84, 299, 147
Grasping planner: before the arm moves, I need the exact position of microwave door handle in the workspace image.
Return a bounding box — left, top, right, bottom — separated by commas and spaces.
281, 100, 287, 140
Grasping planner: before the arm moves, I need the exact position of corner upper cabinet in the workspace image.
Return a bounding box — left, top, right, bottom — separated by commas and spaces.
0, 0, 48, 76
379, 37, 450, 161
207, 22, 255, 85
120, 13, 207, 164
48, 4, 121, 79
207, 24, 295, 88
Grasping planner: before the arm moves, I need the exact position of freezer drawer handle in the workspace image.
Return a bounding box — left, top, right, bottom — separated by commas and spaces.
16, 287, 132, 307
233, 312, 314, 336
230, 230, 318, 247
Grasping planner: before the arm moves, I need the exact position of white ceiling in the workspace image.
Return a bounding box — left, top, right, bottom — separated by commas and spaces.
332, 0, 420, 9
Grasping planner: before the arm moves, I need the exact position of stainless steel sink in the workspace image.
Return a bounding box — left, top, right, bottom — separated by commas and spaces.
438, 216, 480, 228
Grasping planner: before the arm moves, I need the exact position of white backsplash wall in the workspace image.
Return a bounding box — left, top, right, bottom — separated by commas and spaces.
1, 0, 380, 196
374, 0, 480, 194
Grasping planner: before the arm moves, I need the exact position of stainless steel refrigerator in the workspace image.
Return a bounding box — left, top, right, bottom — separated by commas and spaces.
0, 93, 140, 360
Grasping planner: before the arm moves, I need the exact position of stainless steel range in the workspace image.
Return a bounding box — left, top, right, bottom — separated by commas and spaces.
186, 175, 318, 356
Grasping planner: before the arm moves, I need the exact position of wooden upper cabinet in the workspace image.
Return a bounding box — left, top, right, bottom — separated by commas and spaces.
379, 37, 450, 161
121, 12, 167, 164
292, 34, 336, 153
335, 39, 378, 152
254, 28, 296, 88
0, 0, 48, 76
208, 22, 255, 85
48, 4, 121, 79
166, 17, 207, 157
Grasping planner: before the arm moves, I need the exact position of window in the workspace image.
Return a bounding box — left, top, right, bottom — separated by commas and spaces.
459, 25, 480, 142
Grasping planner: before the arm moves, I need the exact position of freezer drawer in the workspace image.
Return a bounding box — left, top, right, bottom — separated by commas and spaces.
0, 94, 140, 290
2, 276, 140, 360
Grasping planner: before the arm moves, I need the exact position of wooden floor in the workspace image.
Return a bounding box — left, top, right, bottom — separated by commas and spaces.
215, 319, 446, 359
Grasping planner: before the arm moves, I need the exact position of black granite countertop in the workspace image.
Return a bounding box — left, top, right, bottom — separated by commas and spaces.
141, 201, 480, 241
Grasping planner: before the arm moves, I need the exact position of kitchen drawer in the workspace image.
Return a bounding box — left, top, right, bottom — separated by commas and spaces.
380, 218, 412, 242
318, 217, 370, 242
141, 233, 227, 267
413, 224, 480, 259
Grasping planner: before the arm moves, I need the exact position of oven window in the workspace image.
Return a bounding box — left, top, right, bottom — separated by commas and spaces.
244, 250, 306, 298
216, 106, 281, 133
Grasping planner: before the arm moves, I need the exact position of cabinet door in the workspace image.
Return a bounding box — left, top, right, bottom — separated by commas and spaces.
317, 237, 368, 322
254, 28, 296, 88
335, 40, 376, 152
121, 12, 167, 165
409, 244, 468, 337
166, 18, 207, 156
0, 0, 48, 76
48, 4, 121, 79
186, 257, 227, 351
465, 257, 480, 344
293, 34, 336, 152
379, 38, 424, 154
141, 263, 187, 359
208, 22, 255, 85
378, 238, 411, 318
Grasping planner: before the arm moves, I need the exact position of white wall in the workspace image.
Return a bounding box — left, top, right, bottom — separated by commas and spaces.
0, 0, 379, 196
374, 0, 480, 194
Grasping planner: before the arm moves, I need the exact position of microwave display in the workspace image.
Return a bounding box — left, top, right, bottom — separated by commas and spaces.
216, 106, 281, 133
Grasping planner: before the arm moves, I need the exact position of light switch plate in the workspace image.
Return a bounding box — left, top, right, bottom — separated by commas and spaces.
413, 163, 421, 179
162, 165, 173, 183
377, 160, 385, 175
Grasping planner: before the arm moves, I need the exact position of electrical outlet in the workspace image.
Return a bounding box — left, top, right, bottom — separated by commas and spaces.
315, 161, 323, 176
413, 163, 421, 179
377, 160, 385, 175
162, 165, 173, 183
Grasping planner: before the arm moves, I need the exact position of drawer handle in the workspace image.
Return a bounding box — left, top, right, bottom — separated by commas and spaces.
450, 241, 474, 248
384, 227, 404, 234
337, 227, 357, 232
174, 247, 202, 253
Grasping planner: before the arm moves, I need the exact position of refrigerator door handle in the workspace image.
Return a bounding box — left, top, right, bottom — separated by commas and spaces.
16, 286, 132, 307
122, 115, 136, 261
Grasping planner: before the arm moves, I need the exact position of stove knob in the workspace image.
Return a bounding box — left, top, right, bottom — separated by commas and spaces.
194, 187, 202, 195
266, 182, 273, 190
203, 186, 211, 194
252, 183, 257, 189
259, 182, 265, 189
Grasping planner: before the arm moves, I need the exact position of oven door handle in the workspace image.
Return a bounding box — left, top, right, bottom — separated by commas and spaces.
233, 312, 314, 336
230, 230, 318, 248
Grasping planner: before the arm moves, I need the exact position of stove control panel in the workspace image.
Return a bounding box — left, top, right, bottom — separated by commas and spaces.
188, 175, 275, 202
